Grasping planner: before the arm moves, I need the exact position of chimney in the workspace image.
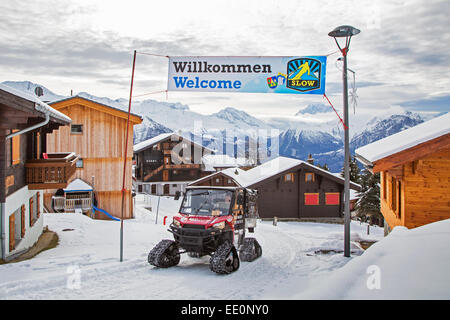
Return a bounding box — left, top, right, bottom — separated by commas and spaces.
307, 153, 314, 165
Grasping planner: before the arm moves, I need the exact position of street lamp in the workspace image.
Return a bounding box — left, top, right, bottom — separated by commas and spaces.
328, 25, 360, 258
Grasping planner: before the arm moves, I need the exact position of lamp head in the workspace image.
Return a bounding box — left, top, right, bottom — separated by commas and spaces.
328, 25, 360, 38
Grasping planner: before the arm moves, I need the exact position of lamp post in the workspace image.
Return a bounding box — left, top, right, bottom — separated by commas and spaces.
328, 25, 360, 258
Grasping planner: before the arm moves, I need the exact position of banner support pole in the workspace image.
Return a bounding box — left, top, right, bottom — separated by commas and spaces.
120, 50, 137, 262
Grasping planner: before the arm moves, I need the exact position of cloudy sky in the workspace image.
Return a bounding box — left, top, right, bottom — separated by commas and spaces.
1, 0, 449, 118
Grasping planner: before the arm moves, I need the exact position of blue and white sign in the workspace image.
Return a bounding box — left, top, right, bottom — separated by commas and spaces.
167, 56, 327, 95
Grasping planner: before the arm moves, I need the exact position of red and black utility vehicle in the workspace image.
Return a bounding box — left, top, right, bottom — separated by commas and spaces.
148, 186, 262, 274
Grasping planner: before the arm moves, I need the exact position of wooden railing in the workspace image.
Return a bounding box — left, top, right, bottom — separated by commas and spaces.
51, 196, 92, 212
25, 152, 79, 190
165, 163, 201, 169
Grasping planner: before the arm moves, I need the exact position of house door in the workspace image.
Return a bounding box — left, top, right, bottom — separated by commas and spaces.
163, 184, 170, 195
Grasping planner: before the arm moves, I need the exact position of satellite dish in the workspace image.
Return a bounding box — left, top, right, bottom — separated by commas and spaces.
34, 86, 44, 97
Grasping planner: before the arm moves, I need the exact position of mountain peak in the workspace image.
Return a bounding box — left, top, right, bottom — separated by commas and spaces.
295, 103, 331, 116
213, 107, 267, 128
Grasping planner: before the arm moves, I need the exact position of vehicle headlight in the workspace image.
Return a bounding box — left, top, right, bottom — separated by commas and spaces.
173, 219, 181, 227
213, 221, 225, 229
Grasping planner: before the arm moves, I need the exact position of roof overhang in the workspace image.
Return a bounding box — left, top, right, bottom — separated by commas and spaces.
49, 96, 143, 124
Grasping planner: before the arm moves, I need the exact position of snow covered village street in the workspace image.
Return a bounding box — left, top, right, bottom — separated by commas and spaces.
0, 195, 382, 299
1, 194, 450, 300
0, 195, 385, 300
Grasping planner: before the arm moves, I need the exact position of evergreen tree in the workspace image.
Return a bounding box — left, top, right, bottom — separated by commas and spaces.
354, 168, 383, 226
317, 163, 330, 171
340, 156, 361, 184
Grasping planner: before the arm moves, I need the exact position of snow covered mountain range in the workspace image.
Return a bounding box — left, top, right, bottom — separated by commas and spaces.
3, 80, 441, 172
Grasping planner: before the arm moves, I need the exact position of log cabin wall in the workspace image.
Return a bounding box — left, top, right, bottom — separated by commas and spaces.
45, 99, 140, 219
381, 147, 450, 229
136, 136, 208, 183
252, 169, 344, 219
193, 173, 240, 187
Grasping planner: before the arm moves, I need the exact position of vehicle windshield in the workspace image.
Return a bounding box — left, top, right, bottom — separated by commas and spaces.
180, 189, 234, 216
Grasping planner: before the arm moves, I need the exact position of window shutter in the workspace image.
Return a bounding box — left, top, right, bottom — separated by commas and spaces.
21, 205, 26, 238
29, 197, 34, 227
12, 130, 20, 165
325, 193, 340, 205
305, 193, 319, 205
37, 192, 41, 219
9, 214, 15, 251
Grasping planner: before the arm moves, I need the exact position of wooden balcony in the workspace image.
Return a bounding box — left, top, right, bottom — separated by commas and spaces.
25, 152, 79, 190
164, 163, 201, 169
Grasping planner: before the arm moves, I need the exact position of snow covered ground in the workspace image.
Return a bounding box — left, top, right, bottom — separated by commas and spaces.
0, 195, 447, 300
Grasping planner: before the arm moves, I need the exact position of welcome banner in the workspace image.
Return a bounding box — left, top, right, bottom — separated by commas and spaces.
168, 56, 327, 95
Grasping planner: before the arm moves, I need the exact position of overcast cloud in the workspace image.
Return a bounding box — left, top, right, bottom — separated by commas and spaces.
0, 0, 449, 117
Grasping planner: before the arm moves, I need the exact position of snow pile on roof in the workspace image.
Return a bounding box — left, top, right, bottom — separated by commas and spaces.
202, 154, 254, 171
296, 219, 450, 299
63, 178, 93, 193
133, 132, 174, 153
356, 112, 450, 163
243, 156, 303, 186
0, 83, 71, 123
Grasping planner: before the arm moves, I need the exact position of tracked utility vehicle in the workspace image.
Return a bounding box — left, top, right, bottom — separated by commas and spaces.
148, 186, 262, 274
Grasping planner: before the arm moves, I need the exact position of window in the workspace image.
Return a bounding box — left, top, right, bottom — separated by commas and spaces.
305, 173, 315, 182
382, 172, 387, 200
391, 177, 396, 210
76, 158, 83, 168
11, 130, 20, 165
325, 193, 340, 205
71, 124, 83, 134
305, 193, 319, 205
284, 173, 295, 182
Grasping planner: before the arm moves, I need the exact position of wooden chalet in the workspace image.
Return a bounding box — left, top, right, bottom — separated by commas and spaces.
189, 156, 361, 221
133, 133, 214, 196
0, 84, 76, 261
45, 95, 142, 220
356, 112, 450, 232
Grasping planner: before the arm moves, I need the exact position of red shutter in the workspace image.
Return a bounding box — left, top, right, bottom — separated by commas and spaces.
21, 205, 26, 238
325, 193, 340, 205
305, 193, 319, 205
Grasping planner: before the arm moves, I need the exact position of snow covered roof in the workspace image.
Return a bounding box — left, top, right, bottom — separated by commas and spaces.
243, 157, 303, 187
50, 94, 142, 120
133, 132, 173, 153
244, 157, 361, 189
188, 167, 252, 187
201, 154, 254, 171
356, 112, 450, 164
191, 156, 360, 189
0, 83, 72, 124
64, 179, 93, 193
133, 132, 213, 154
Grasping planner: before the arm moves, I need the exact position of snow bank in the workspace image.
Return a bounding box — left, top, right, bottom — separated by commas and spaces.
296, 219, 450, 299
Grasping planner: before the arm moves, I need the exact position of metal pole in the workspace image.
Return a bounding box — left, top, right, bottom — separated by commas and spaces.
342, 50, 351, 258
155, 196, 161, 224
120, 50, 137, 262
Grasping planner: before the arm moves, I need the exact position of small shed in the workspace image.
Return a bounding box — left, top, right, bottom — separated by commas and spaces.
356, 112, 450, 231
52, 178, 93, 214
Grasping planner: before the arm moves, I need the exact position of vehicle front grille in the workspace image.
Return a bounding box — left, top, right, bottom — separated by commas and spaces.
182, 224, 206, 229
